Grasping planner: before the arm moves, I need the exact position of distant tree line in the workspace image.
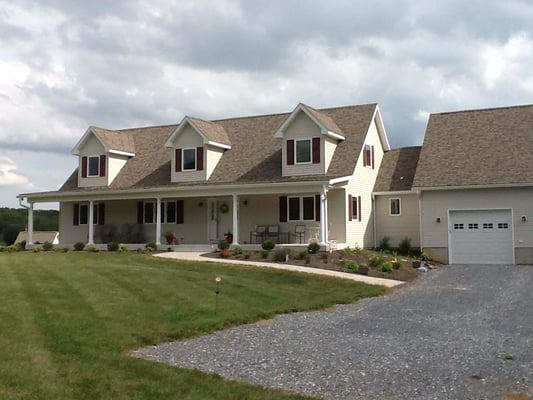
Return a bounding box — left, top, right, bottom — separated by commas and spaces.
0, 208, 59, 245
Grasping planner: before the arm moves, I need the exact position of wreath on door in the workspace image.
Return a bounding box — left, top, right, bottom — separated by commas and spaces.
219, 203, 229, 214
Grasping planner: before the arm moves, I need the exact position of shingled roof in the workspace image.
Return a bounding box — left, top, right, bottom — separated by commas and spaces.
374, 146, 421, 192
58, 103, 378, 192
91, 127, 136, 154
413, 104, 533, 188
184, 117, 231, 146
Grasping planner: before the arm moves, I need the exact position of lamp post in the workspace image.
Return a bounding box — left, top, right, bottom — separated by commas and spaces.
215, 276, 221, 314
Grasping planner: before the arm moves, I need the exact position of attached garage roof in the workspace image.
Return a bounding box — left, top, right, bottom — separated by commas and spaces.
413, 104, 533, 188
374, 146, 421, 192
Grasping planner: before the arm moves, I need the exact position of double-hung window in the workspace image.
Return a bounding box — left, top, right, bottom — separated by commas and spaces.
182, 148, 196, 171
295, 139, 311, 164
88, 156, 100, 177
288, 196, 315, 221
144, 202, 155, 224
390, 198, 401, 216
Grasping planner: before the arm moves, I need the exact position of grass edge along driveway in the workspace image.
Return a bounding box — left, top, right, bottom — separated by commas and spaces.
0, 252, 385, 400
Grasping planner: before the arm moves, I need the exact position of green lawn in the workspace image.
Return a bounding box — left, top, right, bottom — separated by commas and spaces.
0, 252, 384, 400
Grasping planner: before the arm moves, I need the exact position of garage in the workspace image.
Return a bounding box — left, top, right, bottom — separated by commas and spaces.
449, 209, 514, 264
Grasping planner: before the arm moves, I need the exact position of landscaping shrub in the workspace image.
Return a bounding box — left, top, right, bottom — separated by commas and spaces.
260, 250, 270, 259
84, 244, 99, 253
55, 246, 69, 253
220, 248, 231, 258
6, 244, 20, 252
419, 251, 431, 261
297, 250, 308, 260
232, 245, 244, 255
244, 252, 250, 259
73, 242, 85, 251
145, 242, 157, 251
307, 241, 320, 254
0, 244, 6, 252
391, 258, 401, 269
42, 241, 54, 251
218, 240, 230, 251
381, 261, 393, 273
273, 249, 287, 262
369, 255, 386, 268
342, 246, 363, 257
32, 245, 42, 253
118, 244, 129, 253
17, 240, 26, 251
107, 241, 120, 252
378, 236, 392, 252
345, 260, 360, 271
398, 237, 412, 255
261, 239, 275, 251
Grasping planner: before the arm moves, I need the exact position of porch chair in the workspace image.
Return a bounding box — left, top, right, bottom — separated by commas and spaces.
267, 225, 280, 243
250, 225, 267, 244
292, 224, 306, 244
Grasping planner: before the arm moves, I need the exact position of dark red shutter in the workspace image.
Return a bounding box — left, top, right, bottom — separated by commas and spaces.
81, 157, 88, 177
312, 137, 321, 164
358, 196, 362, 221
99, 155, 106, 176
137, 201, 144, 224
73, 203, 79, 226
98, 203, 105, 225
315, 194, 320, 222
363, 148, 368, 166
176, 200, 184, 224
348, 195, 353, 221
196, 147, 204, 171
371, 146, 375, 169
286, 140, 294, 165
175, 149, 182, 172
279, 196, 288, 222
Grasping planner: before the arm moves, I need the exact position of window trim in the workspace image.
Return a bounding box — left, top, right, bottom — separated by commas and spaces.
294, 138, 312, 165
182, 147, 197, 171
389, 198, 401, 216
287, 196, 315, 221
87, 155, 100, 177
162, 201, 177, 224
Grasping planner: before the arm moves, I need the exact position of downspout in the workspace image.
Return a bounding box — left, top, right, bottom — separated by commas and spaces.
372, 193, 377, 249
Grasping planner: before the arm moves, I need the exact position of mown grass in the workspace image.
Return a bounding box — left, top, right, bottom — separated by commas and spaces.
0, 252, 385, 400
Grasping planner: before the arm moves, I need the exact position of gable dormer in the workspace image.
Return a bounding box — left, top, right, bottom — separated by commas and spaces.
71, 127, 135, 188
274, 103, 345, 177
165, 117, 231, 182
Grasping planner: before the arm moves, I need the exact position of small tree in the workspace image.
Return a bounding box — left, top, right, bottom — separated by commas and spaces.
261, 239, 275, 251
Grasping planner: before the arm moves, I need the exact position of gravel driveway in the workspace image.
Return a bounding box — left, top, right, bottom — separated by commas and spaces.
133, 265, 533, 399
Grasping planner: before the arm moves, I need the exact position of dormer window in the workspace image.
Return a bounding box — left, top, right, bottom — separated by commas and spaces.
88, 156, 100, 177
295, 139, 312, 164
183, 148, 197, 171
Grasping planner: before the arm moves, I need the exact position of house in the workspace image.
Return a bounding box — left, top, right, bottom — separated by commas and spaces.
15, 231, 59, 245
17, 102, 533, 264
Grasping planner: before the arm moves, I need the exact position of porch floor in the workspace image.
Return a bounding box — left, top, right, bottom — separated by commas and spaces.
154, 252, 402, 288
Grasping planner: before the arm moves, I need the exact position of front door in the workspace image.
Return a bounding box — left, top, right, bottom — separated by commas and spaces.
207, 199, 218, 242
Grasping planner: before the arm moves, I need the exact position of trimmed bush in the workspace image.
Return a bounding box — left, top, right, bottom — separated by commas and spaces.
273, 249, 287, 262
260, 250, 270, 259
42, 241, 54, 251
261, 239, 275, 251
0, 245, 6, 252
55, 247, 69, 253
84, 244, 99, 253
232, 245, 244, 255
107, 241, 120, 252
218, 240, 230, 251
381, 261, 393, 273
307, 241, 320, 254
73, 242, 85, 251
378, 236, 392, 252
6, 244, 20, 252
118, 244, 129, 253
345, 260, 360, 271
398, 237, 412, 255
32, 245, 42, 253
145, 242, 157, 251
17, 240, 26, 251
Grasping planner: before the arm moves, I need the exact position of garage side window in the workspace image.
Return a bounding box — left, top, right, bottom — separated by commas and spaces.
389, 198, 401, 216
453, 223, 464, 229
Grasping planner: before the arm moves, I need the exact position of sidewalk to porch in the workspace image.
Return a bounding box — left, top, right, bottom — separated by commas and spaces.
154, 252, 403, 288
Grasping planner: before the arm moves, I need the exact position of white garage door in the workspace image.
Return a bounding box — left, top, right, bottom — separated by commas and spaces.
449, 209, 513, 264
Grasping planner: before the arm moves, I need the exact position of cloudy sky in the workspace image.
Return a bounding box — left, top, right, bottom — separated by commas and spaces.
1, 0, 533, 208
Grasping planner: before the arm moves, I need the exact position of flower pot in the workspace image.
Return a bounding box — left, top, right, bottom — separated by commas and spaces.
412, 260, 421, 268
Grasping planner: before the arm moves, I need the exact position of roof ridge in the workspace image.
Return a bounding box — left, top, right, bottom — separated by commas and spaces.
386, 145, 422, 151
115, 123, 178, 132
432, 103, 533, 116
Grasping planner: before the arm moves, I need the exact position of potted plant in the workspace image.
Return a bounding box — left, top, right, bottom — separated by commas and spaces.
164, 231, 177, 251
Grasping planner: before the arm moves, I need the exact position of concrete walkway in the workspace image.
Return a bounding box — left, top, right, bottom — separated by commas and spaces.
154, 252, 403, 287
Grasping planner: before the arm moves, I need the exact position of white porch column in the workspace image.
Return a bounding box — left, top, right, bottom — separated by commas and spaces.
88, 200, 94, 244
232, 194, 239, 245
319, 186, 328, 245
27, 202, 34, 245
156, 197, 162, 247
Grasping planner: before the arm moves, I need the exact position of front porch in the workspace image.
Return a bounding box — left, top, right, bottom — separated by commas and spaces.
34, 189, 347, 250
